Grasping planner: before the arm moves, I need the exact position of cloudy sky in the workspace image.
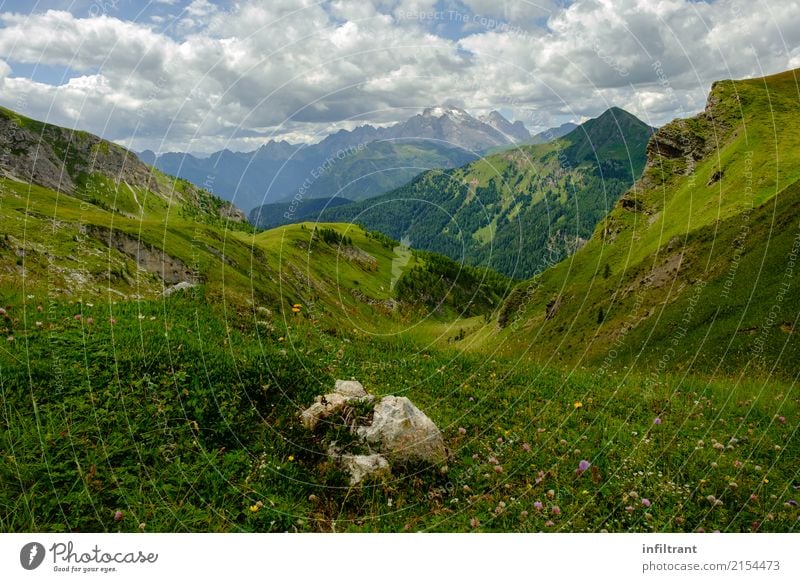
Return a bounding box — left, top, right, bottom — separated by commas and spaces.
0, 0, 798, 154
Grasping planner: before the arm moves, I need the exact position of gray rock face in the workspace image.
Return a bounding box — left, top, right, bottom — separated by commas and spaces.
86, 225, 199, 285
300, 380, 447, 484
357, 396, 447, 465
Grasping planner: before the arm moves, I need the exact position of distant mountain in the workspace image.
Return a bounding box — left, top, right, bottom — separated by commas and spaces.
140, 107, 527, 212
305, 107, 655, 278
480, 110, 532, 142
530, 122, 579, 144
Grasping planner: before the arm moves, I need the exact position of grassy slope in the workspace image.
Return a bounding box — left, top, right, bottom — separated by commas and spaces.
464, 69, 800, 379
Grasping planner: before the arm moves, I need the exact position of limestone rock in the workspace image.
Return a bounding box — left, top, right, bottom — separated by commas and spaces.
357, 396, 447, 465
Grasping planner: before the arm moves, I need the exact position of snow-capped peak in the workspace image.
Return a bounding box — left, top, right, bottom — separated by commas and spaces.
422, 106, 470, 121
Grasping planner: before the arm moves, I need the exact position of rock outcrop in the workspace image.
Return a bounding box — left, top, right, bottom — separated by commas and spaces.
300, 379, 447, 485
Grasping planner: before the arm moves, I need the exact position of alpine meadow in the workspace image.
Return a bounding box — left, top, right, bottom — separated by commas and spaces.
0, 1, 798, 542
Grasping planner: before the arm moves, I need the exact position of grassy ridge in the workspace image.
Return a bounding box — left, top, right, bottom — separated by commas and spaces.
472, 69, 800, 379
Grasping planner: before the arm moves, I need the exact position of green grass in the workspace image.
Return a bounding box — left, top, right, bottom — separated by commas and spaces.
0, 293, 796, 532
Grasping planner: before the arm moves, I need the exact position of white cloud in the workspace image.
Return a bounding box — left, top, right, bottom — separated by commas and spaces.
0, 0, 796, 153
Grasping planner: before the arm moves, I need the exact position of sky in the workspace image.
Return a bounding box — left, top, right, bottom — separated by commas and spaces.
0, 0, 798, 154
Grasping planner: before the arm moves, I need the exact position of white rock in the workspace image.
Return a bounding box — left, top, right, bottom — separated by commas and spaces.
334, 379, 368, 399
341, 454, 391, 485
357, 396, 447, 465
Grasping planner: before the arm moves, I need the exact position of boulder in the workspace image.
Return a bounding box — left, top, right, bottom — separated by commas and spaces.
341, 454, 391, 485
357, 396, 447, 465
301, 380, 446, 485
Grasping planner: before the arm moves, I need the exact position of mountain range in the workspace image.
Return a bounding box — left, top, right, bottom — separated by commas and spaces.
139, 106, 536, 213
255, 107, 655, 278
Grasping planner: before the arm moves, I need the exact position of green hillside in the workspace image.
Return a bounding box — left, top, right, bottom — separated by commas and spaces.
1, 74, 797, 535
309, 108, 654, 278
471, 69, 800, 378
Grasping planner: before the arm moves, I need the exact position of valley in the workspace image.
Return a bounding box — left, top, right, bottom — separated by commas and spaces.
0, 69, 798, 534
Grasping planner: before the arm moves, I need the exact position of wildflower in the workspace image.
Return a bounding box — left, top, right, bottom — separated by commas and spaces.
35, 321, 43, 328
0, 308, 5, 315
496, 437, 503, 444
308, 494, 318, 503
249, 505, 260, 513
545, 520, 555, 527
787, 500, 798, 507
574, 401, 583, 409
86, 317, 94, 325
750, 494, 759, 502
6, 336, 13, 342
641, 498, 651, 508
114, 510, 124, 521
546, 489, 555, 500
577, 460, 591, 474
488, 456, 499, 465
288, 455, 295, 462
533, 501, 543, 511
551, 506, 561, 515
109, 318, 116, 325
625, 505, 634, 513
520, 510, 529, 519
292, 307, 301, 314
74, 314, 82, 320
778, 416, 786, 424
458, 427, 467, 435
522, 442, 531, 452
733, 460, 743, 469
138, 523, 146, 531
653, 417, 662, 425
470, 517, 479, 528
37, 305, 43, 312
494, 465, 504, 474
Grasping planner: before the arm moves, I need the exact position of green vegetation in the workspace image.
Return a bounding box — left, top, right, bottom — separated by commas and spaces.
471, 69, 800, 380
304, 108, 654, 278
1, 71, 798, 534
1, 294, 795, 532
